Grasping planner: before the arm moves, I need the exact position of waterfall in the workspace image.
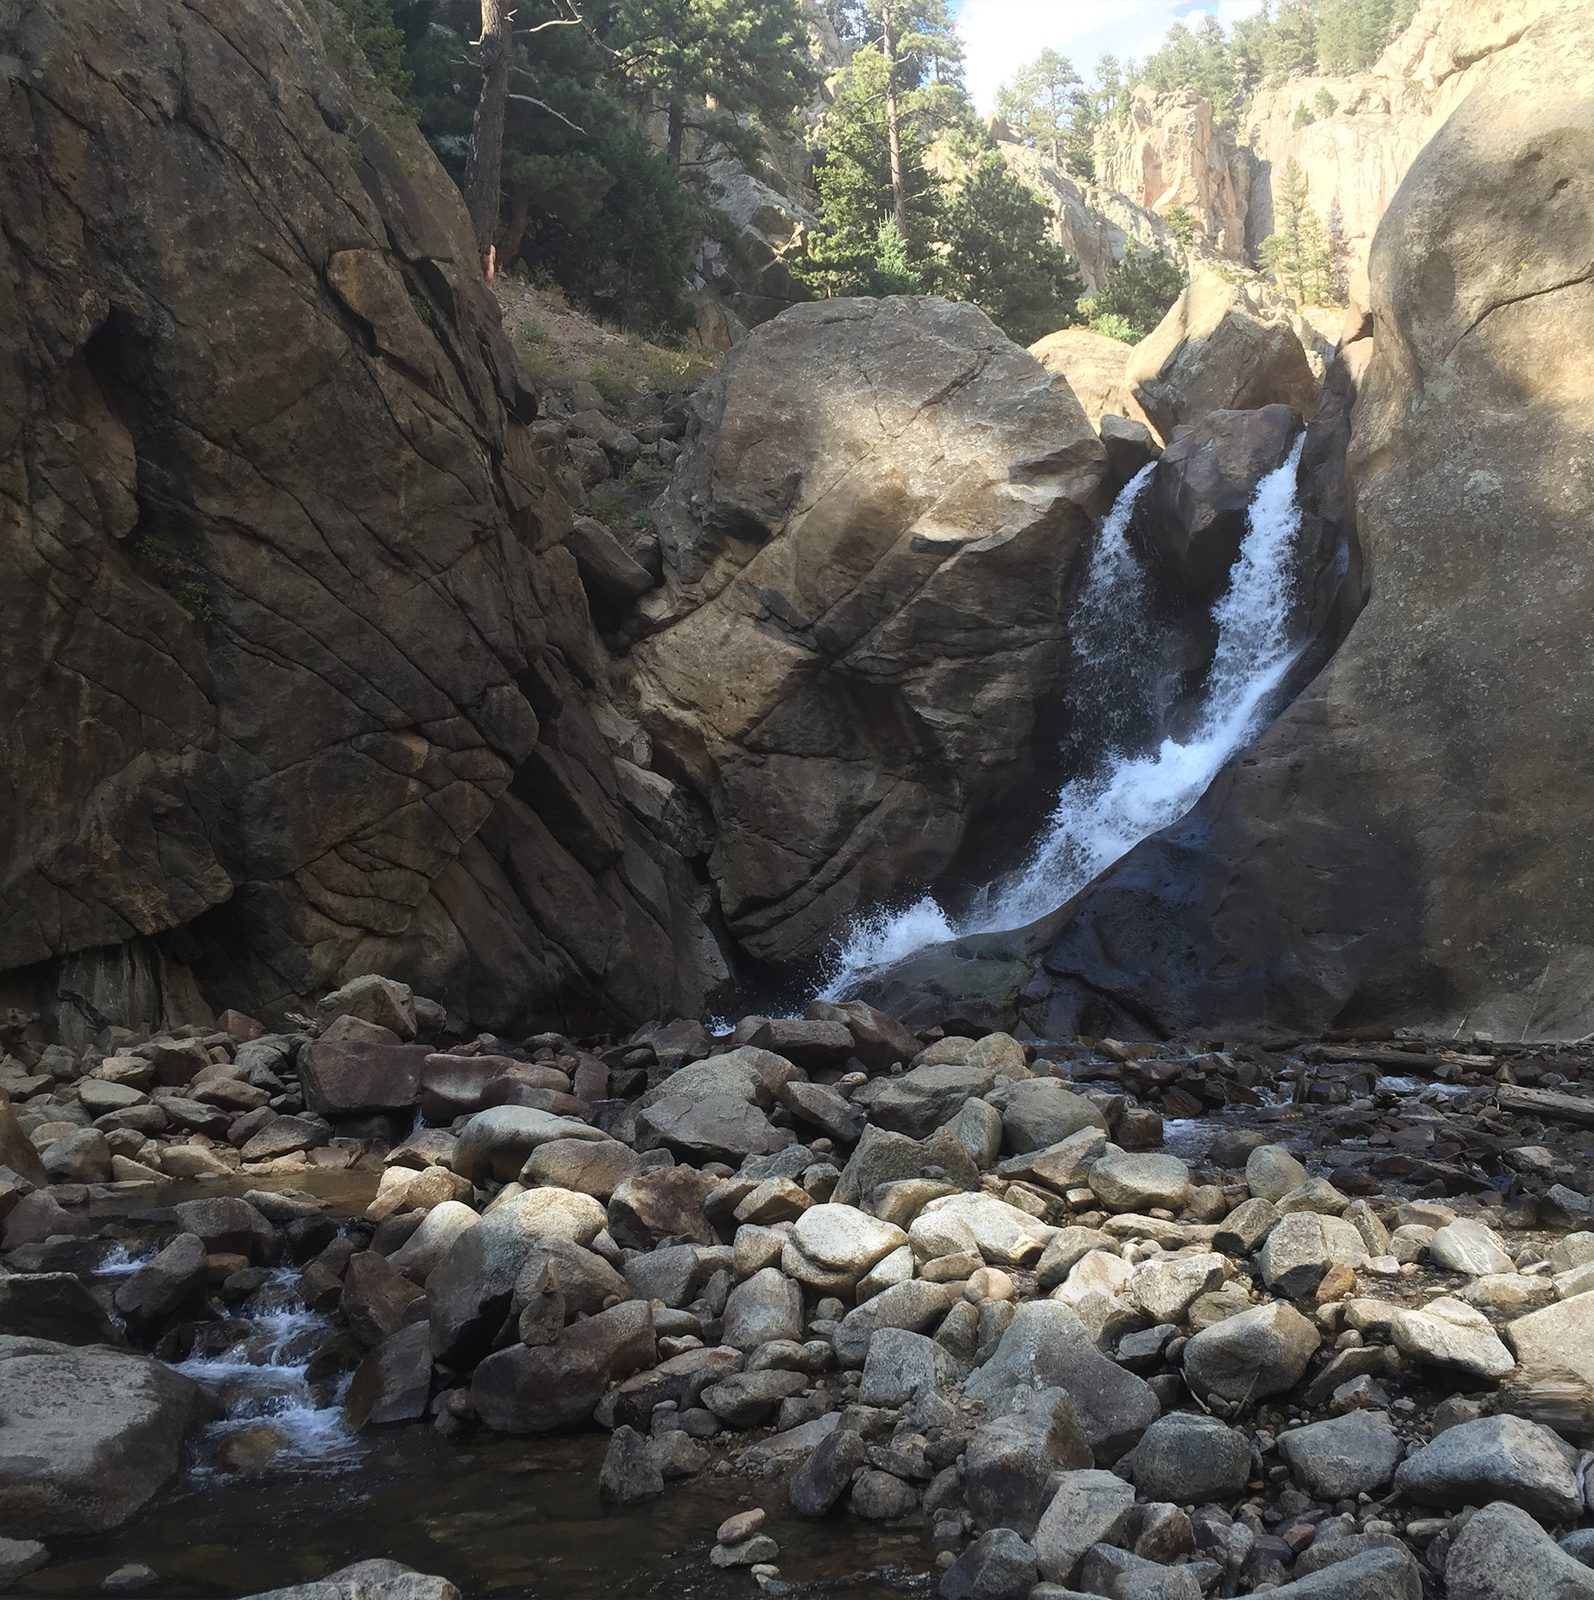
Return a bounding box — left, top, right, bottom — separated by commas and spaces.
822, 436, 1309, 997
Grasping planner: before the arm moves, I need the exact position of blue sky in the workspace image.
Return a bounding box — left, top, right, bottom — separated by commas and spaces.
951, 0, 1271, 111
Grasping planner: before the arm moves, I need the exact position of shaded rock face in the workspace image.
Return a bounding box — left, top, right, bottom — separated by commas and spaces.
628, 297, 1110, 965
1019, 1, 1594, 1041
0, 0, 726, 1036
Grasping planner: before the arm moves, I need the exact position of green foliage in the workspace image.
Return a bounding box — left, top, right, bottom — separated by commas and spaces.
1164, 204, 1196, 246
1138, 15, 1236, 114
325, 0, 414, 99
1080, 241, 1186, 341
995, 47, 1079, 165
133, 536, 211, 621
940, 153, 1083, 343
1313, 86, 1339, 117
1086, 312, 1138, 342
1315, 0, 1416, 72
870, 219, 922, 294
1292, 100, 1312, 128
1259, 157, 1337, 303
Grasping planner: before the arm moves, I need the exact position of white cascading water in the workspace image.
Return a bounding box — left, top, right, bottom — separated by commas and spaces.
822, 436, 1308, 995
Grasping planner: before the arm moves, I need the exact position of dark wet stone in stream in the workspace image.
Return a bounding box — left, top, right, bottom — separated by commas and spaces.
113, 1233, 208, 1338
789, 1426, 869, 1517
346, 1323, 433, 1428
0, 1273, 123, 1346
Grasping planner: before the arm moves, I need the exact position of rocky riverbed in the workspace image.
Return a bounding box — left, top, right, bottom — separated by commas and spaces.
9, 978, 1594, 1597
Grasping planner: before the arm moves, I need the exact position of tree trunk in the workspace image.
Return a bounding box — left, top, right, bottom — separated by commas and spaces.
667, 102, 686, 166
463, 0, 512, 270
881, 5, 908, 238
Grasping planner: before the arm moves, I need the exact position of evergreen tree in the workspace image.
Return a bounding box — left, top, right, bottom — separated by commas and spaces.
995, 48, 1080, 166
940, 152, 1083, 343
1082, 241, 1186, 340
1259, 157, 1337, 303
1164, 204, 1196, 246
608, 0, 820, 166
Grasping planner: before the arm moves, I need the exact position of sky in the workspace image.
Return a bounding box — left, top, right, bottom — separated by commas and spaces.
952, 0, 1271, 112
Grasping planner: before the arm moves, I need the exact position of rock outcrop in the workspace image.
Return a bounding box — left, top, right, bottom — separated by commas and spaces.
1094, 87, 1251, 259
1126, 269, 1321, 440
1027, 329, 1147, 432
627, 297, 1109, 965
0, 0, 727, 1037
1019, 0, 1594, 1040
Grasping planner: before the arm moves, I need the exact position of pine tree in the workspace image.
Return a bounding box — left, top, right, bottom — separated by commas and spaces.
1259, 157, 1325, 303
995, 48, 1080, 166
940, 152, 1083, 343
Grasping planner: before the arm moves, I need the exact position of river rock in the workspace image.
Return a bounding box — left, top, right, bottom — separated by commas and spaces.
0, 1539, 49, 1585
946, 1098, 1005, 1169
1429, 1218, 1515, 1276
345, 1322, 433, 1427
1032, 1468, 1136, 1586
1502, 1291, 1594, 1430
722, 1267, 804, 1351
237, 1559, 461, 1600
703, 1369, 809, 1427
785, 1204, 906, 1285
832, 1280, 955, 1368
0, 1101, 47, 1189
861, 1062, 996, 1140
607, 1166, 717, 1250
1389, 1296, 1514, 1379
1088, 1150, 1191, 1214
471, 1300, 655, 1433
0, 1273, 119, 1346
427, 1189, 600, 1365
1394, 1414, 1582, 1524
296, 1040, 430, 1117
452, 1109, 607, 1185
860, 1327, 958, 1430
113, 1233, 208, 1335
509, 1238, 627, 1321
999, 1080, 1109, 1154
778, 1080, 865, 1145
40, 1128, 111, 1184
851, 1467, 919, 1520
1245, 1145, 1308, 1203
938, 1526, 1038, 1600
1277, 1410, 1403, 1500
1130, 1252, 1227, 1323
965, 1300, 1159, 1460
518, 1137, 638, 1200
600, 1424, 663, 1503
790, 1425, 869, 1517
0, 1335, 209, 1535
962, 1391, 1093, 1537
172, 1197, 277, 1264
637, 1096, 793, 1164
630, 294, 1108, 967
1126, 270, 1317, 440
1125, 1410, 1250, 1502
1447, 1500, 1594, 1600
1213, 1197, 1280, 1256
918, 1192, 1058, 1266
1259, 1212, 1368, 1299
387, 1203, 480, 1284
1034, 1227, 1118, 1291
1182, 1300, 1320, 1402
341, 1251, 425, 1348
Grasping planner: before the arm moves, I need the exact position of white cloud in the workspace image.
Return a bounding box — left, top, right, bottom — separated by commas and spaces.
954, 0, 1269, 113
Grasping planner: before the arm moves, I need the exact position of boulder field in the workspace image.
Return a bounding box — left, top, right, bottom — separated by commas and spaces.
11, 977, 1594, 1596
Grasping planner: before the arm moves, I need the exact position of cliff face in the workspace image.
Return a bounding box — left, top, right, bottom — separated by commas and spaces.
1021, 0, 1594, 1041
0, 0, 728, 1039
1094, 86, 1251, 260
1245, 0, 1552, 278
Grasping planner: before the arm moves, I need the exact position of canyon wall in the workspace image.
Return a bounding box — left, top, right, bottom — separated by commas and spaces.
0, 0, 728, 1040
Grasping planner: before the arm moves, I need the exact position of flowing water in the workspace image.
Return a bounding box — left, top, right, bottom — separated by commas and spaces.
822, 437, 1310, 995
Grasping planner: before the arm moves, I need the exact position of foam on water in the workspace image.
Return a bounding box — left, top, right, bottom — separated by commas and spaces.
823, 438, 1310, 996
174, 1269, 364, 1472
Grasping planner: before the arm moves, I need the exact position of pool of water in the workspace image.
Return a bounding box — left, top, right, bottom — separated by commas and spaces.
13, 1428, 935, 1599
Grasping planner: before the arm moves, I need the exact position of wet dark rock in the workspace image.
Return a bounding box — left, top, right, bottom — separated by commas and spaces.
963, 1392, 1093, 1537
938, 1528, 1038, 1600
0, 1273, 121, 1346
471, 1300, 655, 1433
340, 1252, 425, 1349
700, 1369, 808, 1427
789, 1425, 869, 1517
607, 1167, 717, 1250
171, 1198, 278, 1265
599, 1424, 664, 1504
345, 1323, 433, 1427
850, 1467, 918, 1520
113, 1234, 209, 1337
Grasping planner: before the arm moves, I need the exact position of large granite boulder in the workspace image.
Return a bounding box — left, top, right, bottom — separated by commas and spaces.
0, 1335, 210, 1535
0, 0, 726, 1040
628, 295, 1109, 965
1015, 1, 1594, 1041
1125, 267, 1319, 440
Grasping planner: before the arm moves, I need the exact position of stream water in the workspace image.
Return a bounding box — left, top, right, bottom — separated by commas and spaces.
11, 1177, 932, 1600
823, 437, 1311, 994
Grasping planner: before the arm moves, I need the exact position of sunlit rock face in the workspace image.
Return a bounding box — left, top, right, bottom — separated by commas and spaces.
627, 297, 1111, 967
